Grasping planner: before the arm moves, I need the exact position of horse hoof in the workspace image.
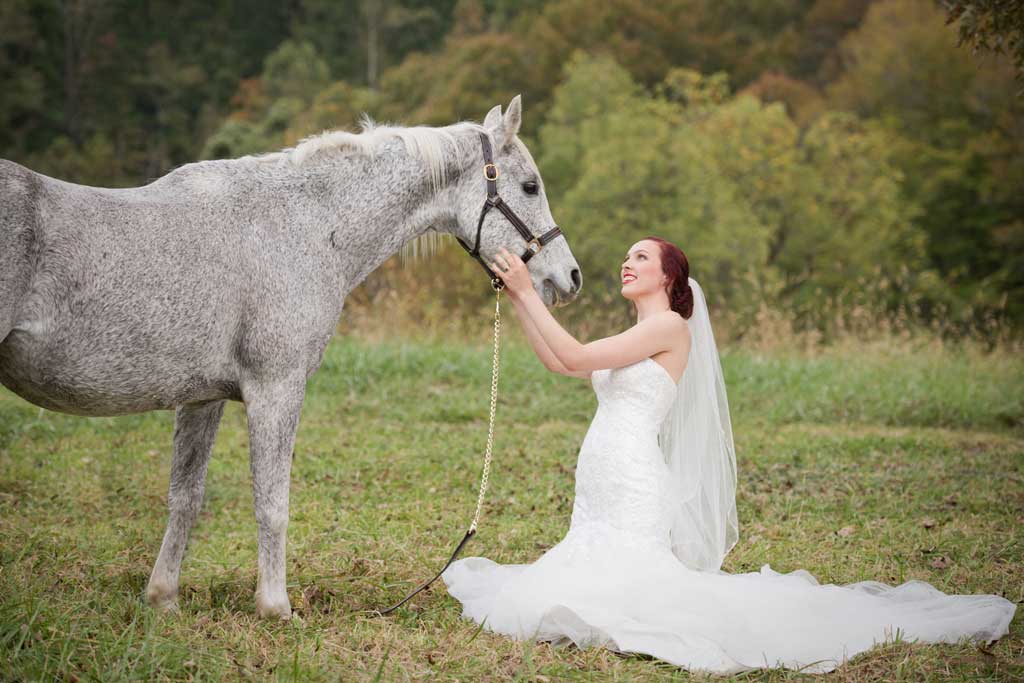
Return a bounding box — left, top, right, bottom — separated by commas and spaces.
146, 583, 180, 614
145, 589, 179, 614
255, 592, 292, 620
152, 599, 181, 614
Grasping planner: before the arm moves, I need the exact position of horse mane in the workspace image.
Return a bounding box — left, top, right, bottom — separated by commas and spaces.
265, 116, 489, 264
287, 116, 486, 195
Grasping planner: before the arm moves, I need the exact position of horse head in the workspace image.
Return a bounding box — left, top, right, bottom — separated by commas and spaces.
451, 95, 582, 307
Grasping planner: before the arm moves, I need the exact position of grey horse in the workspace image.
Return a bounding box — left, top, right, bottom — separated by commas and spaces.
0, 96, 581, 618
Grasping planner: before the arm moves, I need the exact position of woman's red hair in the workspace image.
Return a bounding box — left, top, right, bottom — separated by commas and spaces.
643, 236, 693, 319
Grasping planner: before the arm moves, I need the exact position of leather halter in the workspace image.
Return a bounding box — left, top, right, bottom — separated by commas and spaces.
455, 133, 564, 290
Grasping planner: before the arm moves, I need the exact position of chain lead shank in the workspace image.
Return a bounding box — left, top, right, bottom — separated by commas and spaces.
373, 129, 562, 616
373, 290, 502, 616
471, 290, 501, 532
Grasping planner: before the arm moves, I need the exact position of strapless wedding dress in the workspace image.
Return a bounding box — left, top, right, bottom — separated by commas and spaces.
441, 357, 1016, 674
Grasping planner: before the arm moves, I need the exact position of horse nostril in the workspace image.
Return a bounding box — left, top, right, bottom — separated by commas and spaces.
570, 268, 582, 293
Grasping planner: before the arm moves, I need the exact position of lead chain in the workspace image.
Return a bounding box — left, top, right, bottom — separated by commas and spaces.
470, 289, 501, 532
370, 288, 504, 616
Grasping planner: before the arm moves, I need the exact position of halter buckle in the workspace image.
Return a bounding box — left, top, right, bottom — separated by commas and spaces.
483, 164, 499, 181
526, 238, 542, 254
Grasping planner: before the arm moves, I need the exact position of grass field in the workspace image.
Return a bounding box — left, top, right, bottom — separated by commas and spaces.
1, 332, 1021, 682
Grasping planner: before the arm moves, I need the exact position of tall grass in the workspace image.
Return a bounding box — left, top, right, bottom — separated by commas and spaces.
0, 329, 1020, 681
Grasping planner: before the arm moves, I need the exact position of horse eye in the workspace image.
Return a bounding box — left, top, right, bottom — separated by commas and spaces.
522, 181, 539, 196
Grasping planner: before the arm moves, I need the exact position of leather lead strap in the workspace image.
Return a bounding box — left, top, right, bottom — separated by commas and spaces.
372, 529, 475, 616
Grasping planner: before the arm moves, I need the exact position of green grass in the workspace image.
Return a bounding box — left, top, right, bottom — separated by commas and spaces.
1, 334, 1021, 682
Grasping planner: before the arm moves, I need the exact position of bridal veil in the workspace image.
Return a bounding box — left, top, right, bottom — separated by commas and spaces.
658, 277, 740, 571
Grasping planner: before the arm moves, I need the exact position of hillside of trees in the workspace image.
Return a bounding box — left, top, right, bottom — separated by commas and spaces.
3, 0, 1021, 341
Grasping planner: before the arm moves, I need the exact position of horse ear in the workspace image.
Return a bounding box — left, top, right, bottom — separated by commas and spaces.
503, 95, 522, 141
483, 104, 503, 133
483, 104, 509, 148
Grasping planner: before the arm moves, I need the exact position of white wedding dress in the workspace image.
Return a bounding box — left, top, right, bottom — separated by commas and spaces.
441, 357, 1017, 674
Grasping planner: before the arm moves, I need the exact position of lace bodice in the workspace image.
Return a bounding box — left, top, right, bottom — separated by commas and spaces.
590, 357, 678, 428
569, 357, 680, 545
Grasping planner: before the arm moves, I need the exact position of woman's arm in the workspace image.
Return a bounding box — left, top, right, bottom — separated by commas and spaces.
491, 247, 685, 372
516, 288, 683, 371
509, 293, 591, 379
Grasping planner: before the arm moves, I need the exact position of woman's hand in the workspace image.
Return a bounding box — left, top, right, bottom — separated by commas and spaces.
491, 247, 533, 299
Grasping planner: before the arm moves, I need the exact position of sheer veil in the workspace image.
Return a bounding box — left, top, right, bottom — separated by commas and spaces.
657, 277, 739, 572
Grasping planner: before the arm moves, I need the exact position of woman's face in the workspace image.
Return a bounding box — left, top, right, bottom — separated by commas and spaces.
620, 239, 668, 300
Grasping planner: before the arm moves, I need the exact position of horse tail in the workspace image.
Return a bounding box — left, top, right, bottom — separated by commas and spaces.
0, 159, 38, 344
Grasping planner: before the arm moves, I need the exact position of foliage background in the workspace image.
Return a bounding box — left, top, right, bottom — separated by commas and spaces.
2, 4, 1022, 681
3, 0, 1022, 343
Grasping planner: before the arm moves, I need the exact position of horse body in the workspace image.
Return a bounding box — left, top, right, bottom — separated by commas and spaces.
4, 160, 249, 413
0, 149, 429, 414
0, 97, 581, 618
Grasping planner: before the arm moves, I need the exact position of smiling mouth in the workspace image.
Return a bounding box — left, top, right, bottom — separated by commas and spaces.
622, 275, 636, 284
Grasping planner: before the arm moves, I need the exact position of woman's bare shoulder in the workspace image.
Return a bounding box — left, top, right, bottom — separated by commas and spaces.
656, 309, 690, 335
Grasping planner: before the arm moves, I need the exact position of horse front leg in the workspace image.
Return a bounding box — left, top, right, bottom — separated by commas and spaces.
146, 400, 226, 612
245, 376, 306, 620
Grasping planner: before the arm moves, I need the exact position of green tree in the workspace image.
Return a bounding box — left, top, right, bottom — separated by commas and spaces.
946, 0, 1024, 86
263, 40, 331, 101
377, 31, 538, 124
828, 0, 1024, 322
0, 0, 50, 153
203, 40, 335, 158
540, 58, 773, 322
540, 54, 931, 333
536, 52, 643, 200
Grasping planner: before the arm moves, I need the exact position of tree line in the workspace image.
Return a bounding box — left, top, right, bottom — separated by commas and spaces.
2, 0, 1020, 339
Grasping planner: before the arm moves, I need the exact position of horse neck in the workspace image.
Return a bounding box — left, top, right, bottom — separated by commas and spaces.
312, 135, 475, 289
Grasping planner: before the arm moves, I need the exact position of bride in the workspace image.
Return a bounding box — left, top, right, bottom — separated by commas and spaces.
440, 237, 1016, 674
